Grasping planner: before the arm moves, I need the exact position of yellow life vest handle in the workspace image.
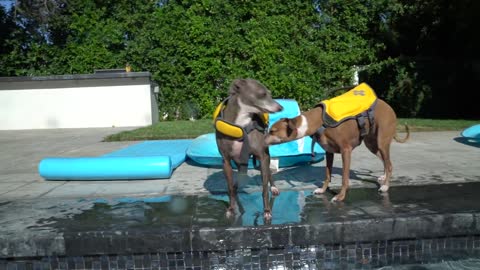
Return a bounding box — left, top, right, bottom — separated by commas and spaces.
213, 97, 270, 139
214, 119, 244, 139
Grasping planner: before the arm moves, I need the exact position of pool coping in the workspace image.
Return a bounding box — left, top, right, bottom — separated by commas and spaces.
2, 211, 479, 258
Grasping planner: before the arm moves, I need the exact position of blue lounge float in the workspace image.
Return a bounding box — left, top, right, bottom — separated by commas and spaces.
39, 140, 192, 180
186, 99, 325, 168
39, 99, 325, 180
461, 124, 480, 141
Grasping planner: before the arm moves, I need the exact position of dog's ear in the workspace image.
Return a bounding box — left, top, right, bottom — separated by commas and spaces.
287, 118, 297, 130
287, 118, 297, 137
286, 119, 296, 137
229, 79, 246, 95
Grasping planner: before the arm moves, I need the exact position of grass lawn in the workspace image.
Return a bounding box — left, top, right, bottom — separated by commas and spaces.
103, 118, 478, 142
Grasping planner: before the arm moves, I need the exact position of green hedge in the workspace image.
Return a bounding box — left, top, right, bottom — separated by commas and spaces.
2, 1, 477, 119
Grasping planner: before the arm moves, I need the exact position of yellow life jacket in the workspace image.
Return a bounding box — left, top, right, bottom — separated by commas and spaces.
310, 83, 378, 156
320, 82, 377, 126
213, 98, 269, 139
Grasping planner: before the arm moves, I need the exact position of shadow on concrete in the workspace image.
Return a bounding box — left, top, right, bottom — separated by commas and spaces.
454, 137, 480, 148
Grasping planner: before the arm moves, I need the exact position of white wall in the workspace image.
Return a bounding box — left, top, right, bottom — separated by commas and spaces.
0, 84, 156, 130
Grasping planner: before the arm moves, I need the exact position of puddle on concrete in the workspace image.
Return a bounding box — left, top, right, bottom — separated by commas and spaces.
8, 182, 477, 234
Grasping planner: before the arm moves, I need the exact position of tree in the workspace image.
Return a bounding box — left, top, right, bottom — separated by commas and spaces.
363, 0, 480, 118
1, 0, 158, 75
132, 0, 386, 118
0, 6, 16, 75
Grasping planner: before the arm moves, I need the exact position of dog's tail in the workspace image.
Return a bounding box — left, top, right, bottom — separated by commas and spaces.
394, 125, 410, 143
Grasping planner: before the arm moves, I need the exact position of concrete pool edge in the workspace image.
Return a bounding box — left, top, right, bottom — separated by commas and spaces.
2, 211, 479, 258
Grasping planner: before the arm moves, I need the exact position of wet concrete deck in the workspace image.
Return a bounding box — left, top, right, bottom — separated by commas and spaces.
0, 128, 479, 258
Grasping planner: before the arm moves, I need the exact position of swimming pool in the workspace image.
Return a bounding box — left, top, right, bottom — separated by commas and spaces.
2, 235, 480, 269
2, 183, 480, 269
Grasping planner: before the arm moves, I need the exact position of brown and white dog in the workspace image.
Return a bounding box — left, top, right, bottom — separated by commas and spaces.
215, 79, 283, 219
265, 98, 409, 202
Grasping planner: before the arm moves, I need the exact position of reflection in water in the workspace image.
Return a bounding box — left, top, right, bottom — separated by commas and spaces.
36, 188, 399, 231
30, 182, 480, 232
209, 188, 396, 226
209, 190, 312, 226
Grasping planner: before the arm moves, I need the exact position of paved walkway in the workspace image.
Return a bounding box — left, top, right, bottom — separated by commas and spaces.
0, 128, 478, 201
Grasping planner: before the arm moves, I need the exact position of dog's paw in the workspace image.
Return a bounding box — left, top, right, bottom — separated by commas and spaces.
379, 185, 389, 193
314, 188, 326, 194
225, 209, 235, 219
377, 175, 386, 183
264, 211, 272, 220
271, 186, 280, 196
331, 194, 345, 202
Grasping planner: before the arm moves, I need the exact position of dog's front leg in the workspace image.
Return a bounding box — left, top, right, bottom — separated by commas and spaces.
223, 159, 237, 218
260, 155, 274, 220
332, 147, 352, 202
314, 152, 334, 194
265, 149, 279, 196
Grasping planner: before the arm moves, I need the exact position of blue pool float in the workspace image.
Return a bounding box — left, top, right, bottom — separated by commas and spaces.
39, 140, 192, 180
461, 124, 480, 140
187, 99, 325, 168
187, 133, 324, 168
39, 156, 172, 180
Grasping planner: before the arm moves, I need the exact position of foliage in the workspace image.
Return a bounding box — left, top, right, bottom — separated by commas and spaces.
362, 0, 480, 118
127, 0, 386, 118
361, 57, 432, 118
1, 0, 478, 119
0, 0, 384, 119
0, 6, 15, 57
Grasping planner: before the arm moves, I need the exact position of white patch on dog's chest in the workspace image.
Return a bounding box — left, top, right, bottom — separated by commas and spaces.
235, 99, 258, 126
235, 114, 251, 127
296, 115, 308, 138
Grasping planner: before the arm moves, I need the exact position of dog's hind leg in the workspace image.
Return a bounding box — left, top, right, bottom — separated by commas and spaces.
364, 138, 387, 183
314, 152, 334, 194
223, 159, 238, 218
364, 134, 392, 188
377, 143, 393, 193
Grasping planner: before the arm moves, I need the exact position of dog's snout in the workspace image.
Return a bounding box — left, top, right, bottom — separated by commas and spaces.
275, 103, 284, 112
268, 102, 283, 113
261, 101, 283, 113
265, 133, 282, 145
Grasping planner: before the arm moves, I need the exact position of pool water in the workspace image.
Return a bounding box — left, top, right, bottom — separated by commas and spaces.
1, 183, 480, 269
